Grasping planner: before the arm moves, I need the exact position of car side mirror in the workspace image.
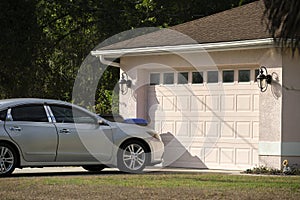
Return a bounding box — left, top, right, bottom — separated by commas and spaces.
98, 119, 108, 126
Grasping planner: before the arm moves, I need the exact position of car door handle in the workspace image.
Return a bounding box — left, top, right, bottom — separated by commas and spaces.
59, 129, 70, 134
9, 126, 22, 131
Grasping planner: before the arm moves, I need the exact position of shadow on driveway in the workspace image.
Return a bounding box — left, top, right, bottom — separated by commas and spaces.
10, 168, 126, 178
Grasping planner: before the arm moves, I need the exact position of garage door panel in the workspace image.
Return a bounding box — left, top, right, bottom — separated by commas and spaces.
221, 95, 236, 111
190, 96, 205, 111
253, 94, 259, 111
190, 147, 204, 159
253, 121, 259, 138
236, 148, 251, 165
205, 95, 220, 112
236, 121, 251, 138
221, 121, 235, 138
177, 96, 190, 111
148, 77, 259, 170
162, 96, 175, 111
175, 121, 189, 136
204, 148, 219, 163
205, 121, 219, 137
150, 109, 258, 118
190, 121, 204, 137
220, 148, 234, 164
237, 95, 252, 111
252, 149, 259, 165
161, 121, 174, 133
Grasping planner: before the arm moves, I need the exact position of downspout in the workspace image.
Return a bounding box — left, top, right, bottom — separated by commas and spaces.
99, 55, 121, 68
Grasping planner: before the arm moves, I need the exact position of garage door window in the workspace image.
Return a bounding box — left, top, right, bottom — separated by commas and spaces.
239, 70, 250, 82
207, 71, 218, 83
150, 73, 160, 85
163, 73, 174, 85
192, 72, 203, 84
178, 72, 188, 84
223, 70, 234, 83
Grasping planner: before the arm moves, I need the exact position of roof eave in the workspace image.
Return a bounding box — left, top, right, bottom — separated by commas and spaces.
91, 38, 276, 58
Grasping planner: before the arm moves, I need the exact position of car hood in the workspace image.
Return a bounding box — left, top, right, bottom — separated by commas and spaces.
109, 121, 158, 139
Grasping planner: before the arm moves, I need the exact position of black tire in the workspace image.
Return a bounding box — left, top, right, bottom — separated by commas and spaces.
82, 165, 106, 172
117, 140, 149, 173
0, 143, 18, 177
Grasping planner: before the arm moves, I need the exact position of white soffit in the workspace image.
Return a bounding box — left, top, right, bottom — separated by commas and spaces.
91, 38, 275, 58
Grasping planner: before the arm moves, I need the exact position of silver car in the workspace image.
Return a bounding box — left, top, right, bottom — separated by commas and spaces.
0, 98, 164, 176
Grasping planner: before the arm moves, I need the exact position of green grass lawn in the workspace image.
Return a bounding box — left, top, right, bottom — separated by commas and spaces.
1, 173, 300, 199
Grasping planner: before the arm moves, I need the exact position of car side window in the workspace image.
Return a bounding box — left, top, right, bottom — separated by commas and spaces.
0, 110, 7, 121
11, 105, 48, 122
50, 105, 97, 124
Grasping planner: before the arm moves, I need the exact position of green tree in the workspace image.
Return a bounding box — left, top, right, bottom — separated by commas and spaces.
0, 0, 257, 114
263, 0, 300, 54
0, 0, 42, 98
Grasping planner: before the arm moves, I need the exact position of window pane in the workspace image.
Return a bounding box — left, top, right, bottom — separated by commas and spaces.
0, 110, 7, 121
163, 73, 174, 84
207, 71, 218, 83
239, 70, 250, 82
50, 105, 74, 123
255, 69, 259, 82
178, 72, 188, 84
150, 73, 160, 85
192, 72, 203, 84
73, 109, 96, 124
223, 70, 234, 83
50, 105, 96, 124
12, 105, 48, 122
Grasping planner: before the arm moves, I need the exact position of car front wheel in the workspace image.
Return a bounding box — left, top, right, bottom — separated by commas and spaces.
0, 143, 18, 177
117, 140, 149, 173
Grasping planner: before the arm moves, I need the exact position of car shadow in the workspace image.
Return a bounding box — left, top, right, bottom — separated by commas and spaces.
9, 170, 126, 178
8, 167, 205, 178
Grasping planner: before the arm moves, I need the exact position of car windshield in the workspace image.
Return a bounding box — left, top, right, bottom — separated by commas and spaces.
99, 114, 124, 122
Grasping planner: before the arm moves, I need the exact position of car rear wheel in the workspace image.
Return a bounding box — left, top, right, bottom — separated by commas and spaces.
82, 165, 106, 172
0, 143, 18, 177
117, 140, 149, 173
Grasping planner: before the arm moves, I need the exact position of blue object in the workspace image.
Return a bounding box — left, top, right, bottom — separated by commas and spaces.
123, 118, 148, 126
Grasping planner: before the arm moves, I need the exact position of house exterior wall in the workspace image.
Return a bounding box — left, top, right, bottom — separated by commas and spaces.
281, 50, 300, 167
257, 66, 282, 168
258, 49, 300, 169
118, 47, 291, 170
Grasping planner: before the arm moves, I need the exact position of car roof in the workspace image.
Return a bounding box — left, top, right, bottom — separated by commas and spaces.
0, 98, 72, 109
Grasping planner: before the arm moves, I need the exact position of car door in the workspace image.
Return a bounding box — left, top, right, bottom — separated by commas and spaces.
49, 104, 113, 162
4, 104, 58, 162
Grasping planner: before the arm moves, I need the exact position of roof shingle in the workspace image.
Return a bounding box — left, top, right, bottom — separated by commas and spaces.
100, 1, 270, 50
171, 0, 269, 43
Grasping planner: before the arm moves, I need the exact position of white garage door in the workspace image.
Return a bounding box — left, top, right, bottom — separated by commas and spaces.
148, 68, 259, 170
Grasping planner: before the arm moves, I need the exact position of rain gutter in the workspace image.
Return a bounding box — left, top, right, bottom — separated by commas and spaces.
91, 38, 275, 67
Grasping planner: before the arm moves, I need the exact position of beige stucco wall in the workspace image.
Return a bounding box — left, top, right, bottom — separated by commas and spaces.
280, 50, 300, 168
282, 50, 300, 142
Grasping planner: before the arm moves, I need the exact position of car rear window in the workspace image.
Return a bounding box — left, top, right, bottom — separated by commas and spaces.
11, 105, 48, 122
0, 110, 7, 121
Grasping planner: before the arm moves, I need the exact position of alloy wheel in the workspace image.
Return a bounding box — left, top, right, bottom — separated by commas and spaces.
122, 143, 146, 171
0, 146, 15, 175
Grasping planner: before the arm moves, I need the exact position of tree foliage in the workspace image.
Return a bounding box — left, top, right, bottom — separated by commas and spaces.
0, 0, 42, 98
0, 0, 255, 113
263, 0, 300, 54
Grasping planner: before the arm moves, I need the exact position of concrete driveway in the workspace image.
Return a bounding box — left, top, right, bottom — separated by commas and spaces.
13, 166, 241, 176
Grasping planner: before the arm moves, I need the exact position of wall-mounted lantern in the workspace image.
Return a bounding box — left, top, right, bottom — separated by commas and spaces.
119, 72, 132, 95
257, 66, 272, 92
